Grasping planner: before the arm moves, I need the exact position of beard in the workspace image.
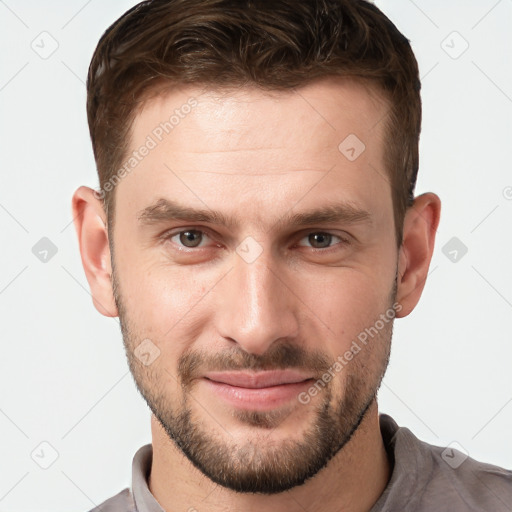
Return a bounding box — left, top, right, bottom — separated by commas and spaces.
111, 258, 395, 495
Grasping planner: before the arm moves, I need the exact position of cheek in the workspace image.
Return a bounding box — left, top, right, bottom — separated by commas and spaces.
121, 257, 200, 317
300, 269, 392, 380
303, 269, 393, 354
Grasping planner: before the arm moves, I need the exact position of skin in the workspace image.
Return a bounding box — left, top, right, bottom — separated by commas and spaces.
72, 77, 441, 512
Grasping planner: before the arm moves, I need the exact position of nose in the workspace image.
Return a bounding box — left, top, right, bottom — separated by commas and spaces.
215, 247, 300, 356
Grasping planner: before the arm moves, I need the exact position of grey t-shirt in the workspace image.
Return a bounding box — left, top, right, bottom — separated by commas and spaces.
89, 414, 512, 511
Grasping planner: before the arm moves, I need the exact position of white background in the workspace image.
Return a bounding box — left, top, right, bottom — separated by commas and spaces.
0, 1, 511, 511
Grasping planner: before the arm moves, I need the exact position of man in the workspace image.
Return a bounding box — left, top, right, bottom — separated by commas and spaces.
72, 0, 512, 510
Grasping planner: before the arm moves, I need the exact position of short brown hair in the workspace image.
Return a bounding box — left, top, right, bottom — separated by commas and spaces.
87, 0, 421, 246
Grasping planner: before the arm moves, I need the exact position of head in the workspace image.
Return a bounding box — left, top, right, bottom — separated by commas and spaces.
87, 0, 422, 246
73, 0, 440, 495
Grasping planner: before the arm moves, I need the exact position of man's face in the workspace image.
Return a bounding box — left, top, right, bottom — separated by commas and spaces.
110, 79, 399, 493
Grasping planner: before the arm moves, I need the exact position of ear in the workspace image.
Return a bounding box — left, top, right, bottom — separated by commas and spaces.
71, 186, 118, 317
395, 192, 441, 318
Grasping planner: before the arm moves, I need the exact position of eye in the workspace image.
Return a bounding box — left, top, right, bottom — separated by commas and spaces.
161, 228, 349, 254
167, 229, 213, 249
296, 232, 348, 251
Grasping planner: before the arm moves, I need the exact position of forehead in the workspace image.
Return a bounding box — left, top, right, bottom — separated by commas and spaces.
116, 77, 392, 232
131, 77, 388, 160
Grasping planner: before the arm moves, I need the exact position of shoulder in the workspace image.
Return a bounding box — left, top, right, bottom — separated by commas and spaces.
377, 414, 512, 511
421, 442, 512, 510
86, 488, 136, 512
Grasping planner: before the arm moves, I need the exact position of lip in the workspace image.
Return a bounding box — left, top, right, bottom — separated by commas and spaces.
203, 370, 314, 388
201, 370, 315, 411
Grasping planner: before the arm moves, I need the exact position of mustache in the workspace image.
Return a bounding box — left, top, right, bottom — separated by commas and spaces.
178, 341, 331, 387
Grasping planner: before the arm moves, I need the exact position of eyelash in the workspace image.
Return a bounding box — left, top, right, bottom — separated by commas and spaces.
160, 227, 350, 254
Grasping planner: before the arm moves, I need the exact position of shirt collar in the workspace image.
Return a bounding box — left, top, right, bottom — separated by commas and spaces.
130, 413, 431, 511
131, 443, 165, 512
369, 413, 435, 511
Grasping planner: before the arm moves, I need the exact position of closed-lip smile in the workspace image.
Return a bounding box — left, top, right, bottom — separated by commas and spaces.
203, 370, 314, 388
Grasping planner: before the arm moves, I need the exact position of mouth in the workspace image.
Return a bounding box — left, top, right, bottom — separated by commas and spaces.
201, 370, 315, 411
204, 369, 314, 388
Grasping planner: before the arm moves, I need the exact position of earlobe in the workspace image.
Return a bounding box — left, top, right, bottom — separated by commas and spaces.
71, 186, 118, 317
395, 192, 441, 318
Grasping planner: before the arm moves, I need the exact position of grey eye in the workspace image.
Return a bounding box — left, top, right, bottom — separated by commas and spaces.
177, 230, 204, 248
307, 233, 333, 249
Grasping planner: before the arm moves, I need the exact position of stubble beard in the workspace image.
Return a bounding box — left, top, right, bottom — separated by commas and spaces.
112, 259, 395, 494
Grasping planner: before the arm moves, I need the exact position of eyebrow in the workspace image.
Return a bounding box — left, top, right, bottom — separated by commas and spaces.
137, 197, 372, 231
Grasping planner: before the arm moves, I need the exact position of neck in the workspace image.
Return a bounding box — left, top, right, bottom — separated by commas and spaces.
148, 400, 391, 512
